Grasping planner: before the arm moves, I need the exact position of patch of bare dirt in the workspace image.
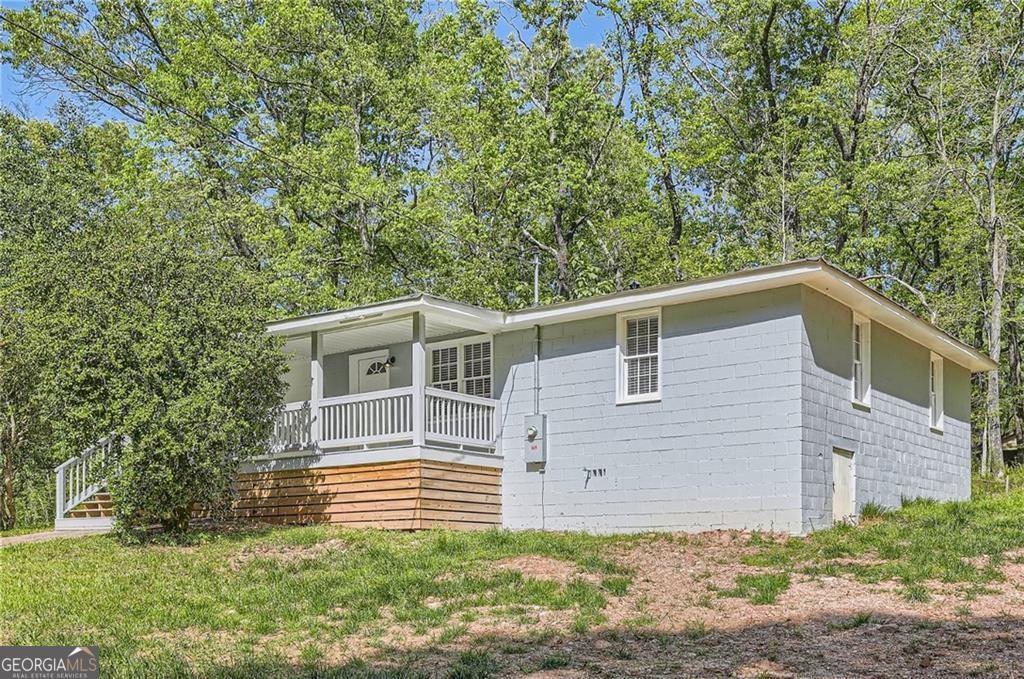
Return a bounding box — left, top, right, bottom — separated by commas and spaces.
256, 531, 1024, 677
734, 659, 793, 678
228, 537, 348, 571
493, 555, 594, 584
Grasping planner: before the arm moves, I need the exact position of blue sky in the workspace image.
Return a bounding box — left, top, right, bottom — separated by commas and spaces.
1, 0, 615, 121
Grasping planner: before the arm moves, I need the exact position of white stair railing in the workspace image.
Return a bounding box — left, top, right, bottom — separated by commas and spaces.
54, 437, 118, 520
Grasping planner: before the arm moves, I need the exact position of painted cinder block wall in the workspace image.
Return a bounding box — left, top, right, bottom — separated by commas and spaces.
798, 287, 971, 533
495, 284, 973, 535
495, 286, 807, 534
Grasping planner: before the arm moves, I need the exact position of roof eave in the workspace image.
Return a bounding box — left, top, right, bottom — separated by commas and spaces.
501, 259, 994, 373
263, 259, 996, 373
806, 265, 997, 373
266, 294, 503, 337
503, 260, 823, 330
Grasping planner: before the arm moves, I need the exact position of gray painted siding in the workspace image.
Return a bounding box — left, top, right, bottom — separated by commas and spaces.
495, 287, 807, 534
322, 343, 412, 397
318, 331, 485, 398
798, 287, 971, 532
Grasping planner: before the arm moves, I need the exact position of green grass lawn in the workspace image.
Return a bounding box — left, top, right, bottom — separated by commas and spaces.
2, 476, 1023, 677
0, 527, 635, 678
742, 480, 1024, 602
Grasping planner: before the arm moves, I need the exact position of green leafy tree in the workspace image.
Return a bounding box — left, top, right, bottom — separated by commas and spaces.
24, 216, 287, 532
893, 0, 1024, 474
3, 0, 1022, 472
1, 109, 287, 532
0, 107, 115, 528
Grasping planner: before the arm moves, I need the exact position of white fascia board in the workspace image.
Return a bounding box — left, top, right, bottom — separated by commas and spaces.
267, 295, 503, 337
267, 299, 422, 336
502, 262, 823, 330
264, 260, 995, 373
804, 268, 996, 373
500, 260, 993, 373
421, 296, 504, 332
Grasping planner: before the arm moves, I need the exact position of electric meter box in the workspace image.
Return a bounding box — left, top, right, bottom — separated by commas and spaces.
524, 414, 547, 464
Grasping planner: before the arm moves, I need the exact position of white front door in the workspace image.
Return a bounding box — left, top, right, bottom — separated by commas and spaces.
349, 349, 390, 394
832, 448, 855, 524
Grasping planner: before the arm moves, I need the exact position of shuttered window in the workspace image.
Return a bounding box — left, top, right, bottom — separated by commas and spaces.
618, 309, 661, 403
463, 341, 492, 398
429, 339, 492, 398
430, 346, 459, 392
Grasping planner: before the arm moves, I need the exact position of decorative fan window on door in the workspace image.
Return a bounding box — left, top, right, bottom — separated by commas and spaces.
365, 360, 388, 376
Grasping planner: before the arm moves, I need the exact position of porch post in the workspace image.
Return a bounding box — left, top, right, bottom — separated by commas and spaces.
55, 466, 65, 522
310, 330, 323, 447
412, 312, 426, 446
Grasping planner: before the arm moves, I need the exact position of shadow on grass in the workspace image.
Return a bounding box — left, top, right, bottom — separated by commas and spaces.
136, 612, 1022, 679
115, 519, 294, 547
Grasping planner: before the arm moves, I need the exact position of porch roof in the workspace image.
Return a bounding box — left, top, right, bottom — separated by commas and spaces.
266, 259, 997, 373
266, 293, 504, 338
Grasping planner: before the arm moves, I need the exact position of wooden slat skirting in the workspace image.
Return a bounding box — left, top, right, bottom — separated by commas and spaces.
203, 459, 502, 530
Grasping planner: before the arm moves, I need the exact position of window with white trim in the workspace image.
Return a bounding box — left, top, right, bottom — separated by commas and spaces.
430, 346, 459, 392
852, 315, 871, 405
929, 353, 944, 429
617, 309, 661, 403
463, 341, 492, 397
429, 338, 492, 398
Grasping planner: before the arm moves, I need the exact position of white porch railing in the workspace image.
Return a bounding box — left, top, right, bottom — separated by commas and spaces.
320, 387, 414, 446
270, 401, 313, 452
272, 387, 500, 453
425, 387, 499, 448
55, 437, 116, 522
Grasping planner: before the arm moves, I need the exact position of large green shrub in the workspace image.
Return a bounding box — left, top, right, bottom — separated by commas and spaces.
1, 111, 287, 533
60, 223, 287, 533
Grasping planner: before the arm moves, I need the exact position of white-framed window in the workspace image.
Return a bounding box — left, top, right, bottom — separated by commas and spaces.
430, 345, 459, 392
616, 308, 661, 404
462, 341, 492, 397
929, 353, 944, 430
428, 337, 492, 398
852, 314, 871, 406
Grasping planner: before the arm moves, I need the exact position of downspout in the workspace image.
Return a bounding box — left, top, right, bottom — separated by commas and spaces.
533, 325, 541, 416
532, 247, 541, 417
535, 324, 545, 529
535, 322, 544, 529
532, 249, 545, 529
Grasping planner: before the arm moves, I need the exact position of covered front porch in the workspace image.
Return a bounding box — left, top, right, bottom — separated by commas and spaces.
53, 298, 506, 531
266, 301, 504, 463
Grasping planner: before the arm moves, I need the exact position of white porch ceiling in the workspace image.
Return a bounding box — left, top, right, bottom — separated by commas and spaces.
283, 317, 478, 359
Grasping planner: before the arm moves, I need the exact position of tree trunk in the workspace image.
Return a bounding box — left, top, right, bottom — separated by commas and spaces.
0, 435, 16, 531
551, 206, 574, 299
633, 45, 684, 248
986, 227, 1007, 475
1010, 320, 1024, 447
554, 245, 572, 299
163, 503, 192, 534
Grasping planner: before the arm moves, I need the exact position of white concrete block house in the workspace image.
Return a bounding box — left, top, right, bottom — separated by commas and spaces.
55, 259, 995, 534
